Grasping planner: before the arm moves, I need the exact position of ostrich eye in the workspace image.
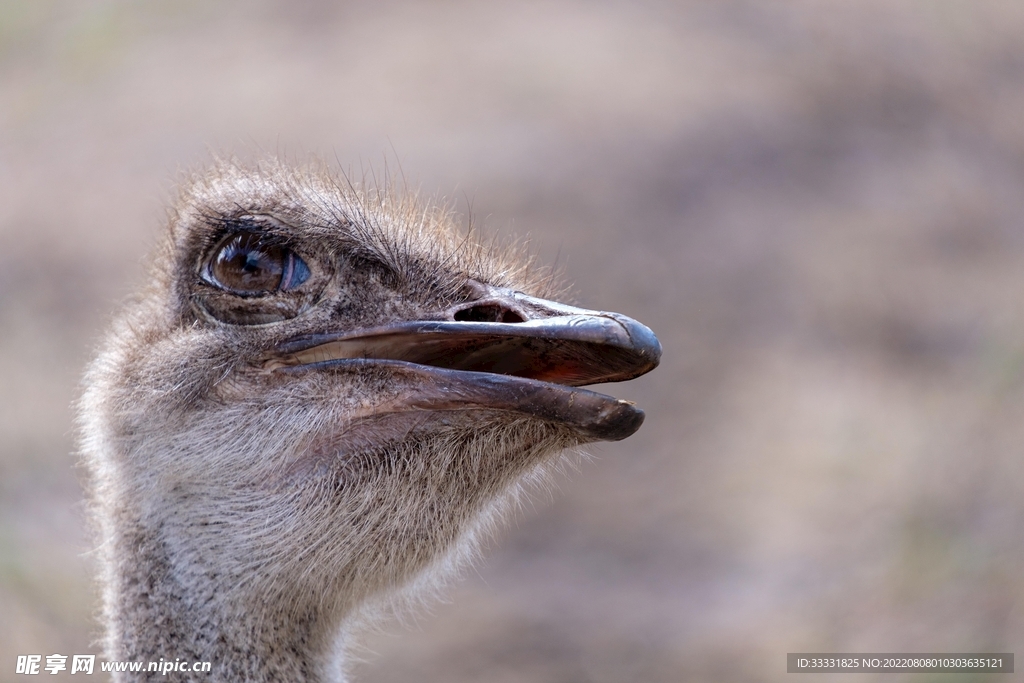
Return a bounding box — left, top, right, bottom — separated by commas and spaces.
207, 232, 310, 295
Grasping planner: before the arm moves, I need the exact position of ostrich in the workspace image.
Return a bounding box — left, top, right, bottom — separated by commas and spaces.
79, 159, 660, 682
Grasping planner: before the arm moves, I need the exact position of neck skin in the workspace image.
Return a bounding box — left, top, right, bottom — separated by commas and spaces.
102, 519, 349, 683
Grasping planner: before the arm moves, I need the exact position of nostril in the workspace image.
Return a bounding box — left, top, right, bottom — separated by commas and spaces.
454, 303, 526, 323
500, 309, 526, 323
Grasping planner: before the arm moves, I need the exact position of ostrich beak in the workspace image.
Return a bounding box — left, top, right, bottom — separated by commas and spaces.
269, 290, 661, 441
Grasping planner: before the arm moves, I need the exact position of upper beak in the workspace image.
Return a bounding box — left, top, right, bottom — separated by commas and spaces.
271, 287, 661, 386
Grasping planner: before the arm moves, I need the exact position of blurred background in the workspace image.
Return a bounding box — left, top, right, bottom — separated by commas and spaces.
2, 1, 1023, 681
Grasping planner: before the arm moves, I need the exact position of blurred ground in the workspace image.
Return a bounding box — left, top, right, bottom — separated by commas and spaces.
2, 1, 1024, 681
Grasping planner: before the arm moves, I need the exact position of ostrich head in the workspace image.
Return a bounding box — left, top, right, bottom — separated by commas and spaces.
80, 159, 660, 681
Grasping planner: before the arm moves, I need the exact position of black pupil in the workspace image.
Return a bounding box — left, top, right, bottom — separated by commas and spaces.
242, 250, 266, 273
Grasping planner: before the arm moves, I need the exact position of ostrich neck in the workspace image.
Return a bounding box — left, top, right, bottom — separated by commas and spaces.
104, 520, 348, 683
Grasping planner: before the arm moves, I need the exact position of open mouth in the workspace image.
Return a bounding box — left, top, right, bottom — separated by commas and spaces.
266, 297, 661, 442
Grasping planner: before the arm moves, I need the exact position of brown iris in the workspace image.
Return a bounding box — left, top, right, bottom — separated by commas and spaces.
207, 232, 310, 295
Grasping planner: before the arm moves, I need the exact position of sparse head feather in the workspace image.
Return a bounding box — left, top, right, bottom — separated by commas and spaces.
164, 157, 565, 310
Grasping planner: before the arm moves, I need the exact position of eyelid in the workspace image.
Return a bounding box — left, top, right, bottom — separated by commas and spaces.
280, 251, 311, 291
